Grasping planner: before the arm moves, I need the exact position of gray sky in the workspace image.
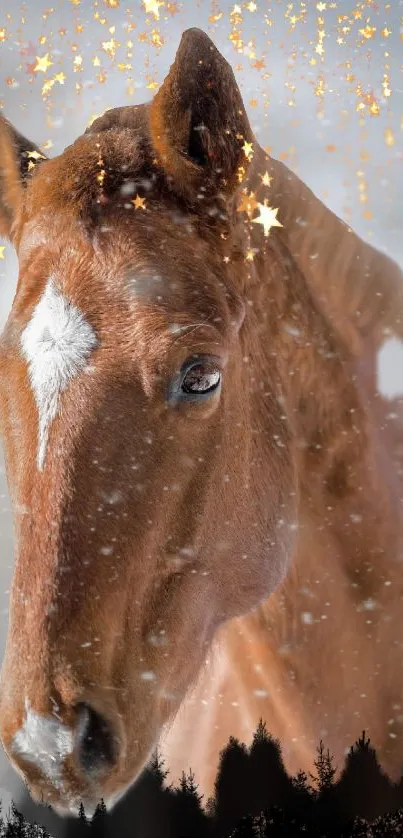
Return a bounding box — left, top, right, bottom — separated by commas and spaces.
0, 0, 401, 820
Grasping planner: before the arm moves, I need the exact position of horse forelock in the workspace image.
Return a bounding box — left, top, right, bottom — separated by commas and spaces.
23, 120, 154, 226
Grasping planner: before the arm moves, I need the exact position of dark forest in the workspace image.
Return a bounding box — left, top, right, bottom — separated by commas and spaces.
5, 720, 403, 837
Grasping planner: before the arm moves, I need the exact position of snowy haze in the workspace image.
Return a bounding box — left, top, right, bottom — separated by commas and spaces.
0, 0, 402, 814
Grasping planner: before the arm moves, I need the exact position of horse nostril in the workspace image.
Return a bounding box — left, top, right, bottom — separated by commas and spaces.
74, 703, 118, 777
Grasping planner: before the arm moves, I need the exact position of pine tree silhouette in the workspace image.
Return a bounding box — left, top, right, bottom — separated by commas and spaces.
334, 731, 398, 823
148, 748, 172, 790
289, 769, 315, 830
247, 718, 293, 818
4, 802, 26, 838
178, 769, 203, 803
89, 799, 108, 838
77, 802, 88, 828
253, 719, 269, 745
91, 799, 107, 819
291, 770, 310, 794
310, 739, 341, 834
310, 740, 337, 794
172, 769, 207, 838
212, 735, 251, 836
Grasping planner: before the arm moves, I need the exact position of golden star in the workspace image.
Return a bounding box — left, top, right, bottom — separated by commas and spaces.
132, 194, 147, 210
0, 246, 5, 259
252, 58, 266, 71
34, 53, 53, 73
143, 0, 162, 18
242, 140, 254, 162
27, 149, 46, 160
102, 39, 119, 57
261, 170, 273, 187
252, 201, 283, 237
359, 25, 376, 40
236, 190, 259, 218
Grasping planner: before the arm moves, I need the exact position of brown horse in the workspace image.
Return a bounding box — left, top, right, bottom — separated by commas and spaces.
0, 27, 402, 818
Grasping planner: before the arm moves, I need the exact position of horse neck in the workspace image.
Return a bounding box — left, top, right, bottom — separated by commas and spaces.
227, 173, 403, 770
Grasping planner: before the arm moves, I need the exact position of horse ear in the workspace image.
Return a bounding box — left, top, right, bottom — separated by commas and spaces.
149, 29, 254, 200
0, 115, 47, 238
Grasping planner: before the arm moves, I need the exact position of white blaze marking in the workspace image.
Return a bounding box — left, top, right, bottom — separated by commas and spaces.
21, 279, 98, 470
12, 699, 74, 789
377, 336, 403, 400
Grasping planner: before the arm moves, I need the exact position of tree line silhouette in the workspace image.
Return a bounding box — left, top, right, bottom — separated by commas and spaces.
5, 720, 403, 837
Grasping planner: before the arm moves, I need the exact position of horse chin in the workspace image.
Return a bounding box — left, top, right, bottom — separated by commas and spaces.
26, 767, 143, 820
48, 764, 148, 819
49, 778, 137, 818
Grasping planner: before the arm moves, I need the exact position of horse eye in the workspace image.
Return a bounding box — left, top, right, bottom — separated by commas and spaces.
181, 362, 221, 396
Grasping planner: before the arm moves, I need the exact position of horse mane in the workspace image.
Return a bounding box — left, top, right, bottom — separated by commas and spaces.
267, 156, 403, 356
